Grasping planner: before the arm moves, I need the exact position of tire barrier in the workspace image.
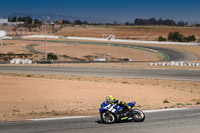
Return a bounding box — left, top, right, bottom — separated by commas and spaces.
10, 58, 32, 64
150, 61, 200, 67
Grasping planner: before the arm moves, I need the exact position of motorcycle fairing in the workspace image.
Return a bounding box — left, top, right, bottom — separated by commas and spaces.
99, 101, 124, 113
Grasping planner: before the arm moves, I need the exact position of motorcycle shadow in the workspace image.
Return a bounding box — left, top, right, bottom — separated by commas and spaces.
95, 120, 102, 124
95, 119, 135, 124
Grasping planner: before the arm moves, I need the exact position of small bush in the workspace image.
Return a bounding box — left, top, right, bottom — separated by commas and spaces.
168, 32, 196, 42
168, 32, 184, 42
158, 36, 166, 41
163, 99, 170, 104
121, 81, 130, 84
184, 35, 196, 42
26, 75, 32, 77
48, 52, 58, 60
196, 101, 200, 105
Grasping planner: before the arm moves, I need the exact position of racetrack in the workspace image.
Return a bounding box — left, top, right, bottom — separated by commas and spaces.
50, 40, 198, 61
23, 39, 198, 61
0, 108, 199, 133
0, 65, 200, 81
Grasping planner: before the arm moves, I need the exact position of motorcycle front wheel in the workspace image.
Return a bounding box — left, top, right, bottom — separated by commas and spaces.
132, 109, 145, 122
101, 111, 116, 124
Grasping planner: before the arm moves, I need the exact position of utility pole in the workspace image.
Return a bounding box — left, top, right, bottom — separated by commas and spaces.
45, 20, 47, 60
107, 35, 112, 61
44, 16, 50, 60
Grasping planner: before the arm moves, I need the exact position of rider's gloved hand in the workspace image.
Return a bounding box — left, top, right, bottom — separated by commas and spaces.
113, 99, 118, 104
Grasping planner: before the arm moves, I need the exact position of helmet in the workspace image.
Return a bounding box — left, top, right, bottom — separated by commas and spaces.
105, 95, 113, 103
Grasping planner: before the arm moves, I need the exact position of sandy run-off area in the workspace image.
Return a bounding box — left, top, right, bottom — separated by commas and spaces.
0, 73, 200, 122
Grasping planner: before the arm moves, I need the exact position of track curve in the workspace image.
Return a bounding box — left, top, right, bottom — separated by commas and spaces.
22, 39, 198, 61
111, 43, 197, 61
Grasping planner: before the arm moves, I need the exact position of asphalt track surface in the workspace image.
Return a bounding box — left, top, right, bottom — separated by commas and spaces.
24, 39, 198, 61
0, 108, 200, 133
0, 66, 200, 81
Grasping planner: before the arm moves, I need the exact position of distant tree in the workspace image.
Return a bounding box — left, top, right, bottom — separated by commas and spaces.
62, 20, 71, 24
125, 22, 133, 25
8, 16, 17, 22
125, 22, 130, 25
34, 19, 42, 25
12, 16, 17, 22
195, 24, 200, 27
82, 21, 88, 25
177, 21, 185, 26
25, 16, 33, 24
133, 18, 186, 26
74, 20, 82, 25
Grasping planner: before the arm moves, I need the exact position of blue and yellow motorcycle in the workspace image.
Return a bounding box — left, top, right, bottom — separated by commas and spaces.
99, 100, 145, 124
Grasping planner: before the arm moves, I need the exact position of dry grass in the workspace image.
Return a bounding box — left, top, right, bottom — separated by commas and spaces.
57, 26, 200, 41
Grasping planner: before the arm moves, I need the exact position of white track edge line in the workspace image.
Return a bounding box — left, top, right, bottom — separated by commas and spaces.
27, 108, 188, 121
27, 116, 93, 121
143, 108, 188, 113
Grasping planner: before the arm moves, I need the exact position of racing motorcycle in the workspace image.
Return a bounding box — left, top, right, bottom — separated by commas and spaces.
99, 100, 145, 124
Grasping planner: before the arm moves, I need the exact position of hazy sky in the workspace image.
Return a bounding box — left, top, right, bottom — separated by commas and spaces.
0, 0, 199, 22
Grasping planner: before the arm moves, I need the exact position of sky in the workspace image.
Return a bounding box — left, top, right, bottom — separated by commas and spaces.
0, 0, 200, 23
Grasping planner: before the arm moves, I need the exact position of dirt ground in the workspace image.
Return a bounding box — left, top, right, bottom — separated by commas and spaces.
0, 73, 200, 122
56, 26, 200, 41
34, 41, 160, 61
1, 40, 161, 61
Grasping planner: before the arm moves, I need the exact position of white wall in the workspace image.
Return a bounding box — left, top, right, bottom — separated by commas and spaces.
0, 18, 8, 25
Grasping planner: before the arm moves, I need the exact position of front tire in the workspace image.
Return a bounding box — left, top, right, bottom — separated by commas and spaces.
101, 111, 116, 124
132, 109, 145, 122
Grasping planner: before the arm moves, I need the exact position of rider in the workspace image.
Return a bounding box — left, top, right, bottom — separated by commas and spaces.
105, 95, 130, 110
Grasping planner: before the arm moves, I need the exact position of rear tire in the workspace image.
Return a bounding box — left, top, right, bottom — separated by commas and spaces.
101, 111, 116, 124
132, 109, 145, 122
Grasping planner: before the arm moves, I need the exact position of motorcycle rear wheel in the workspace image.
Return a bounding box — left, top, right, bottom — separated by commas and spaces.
101, 111, 116, 124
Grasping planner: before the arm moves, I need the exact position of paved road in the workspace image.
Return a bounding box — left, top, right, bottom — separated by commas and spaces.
25, 44, 43, 54
0, 66, 200, 81
24, 39, 198, 61
110, 43, 197, 61
50, 40, 198, 61
0, 108, 199, 133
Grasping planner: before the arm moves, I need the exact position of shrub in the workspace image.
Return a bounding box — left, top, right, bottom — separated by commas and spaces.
158, 36, 166, 41
168, 32, 196, 42
184, 35, 196, 42
168, 32, 184, 42
47, 53, 58, 60
163, 99, 170, 104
